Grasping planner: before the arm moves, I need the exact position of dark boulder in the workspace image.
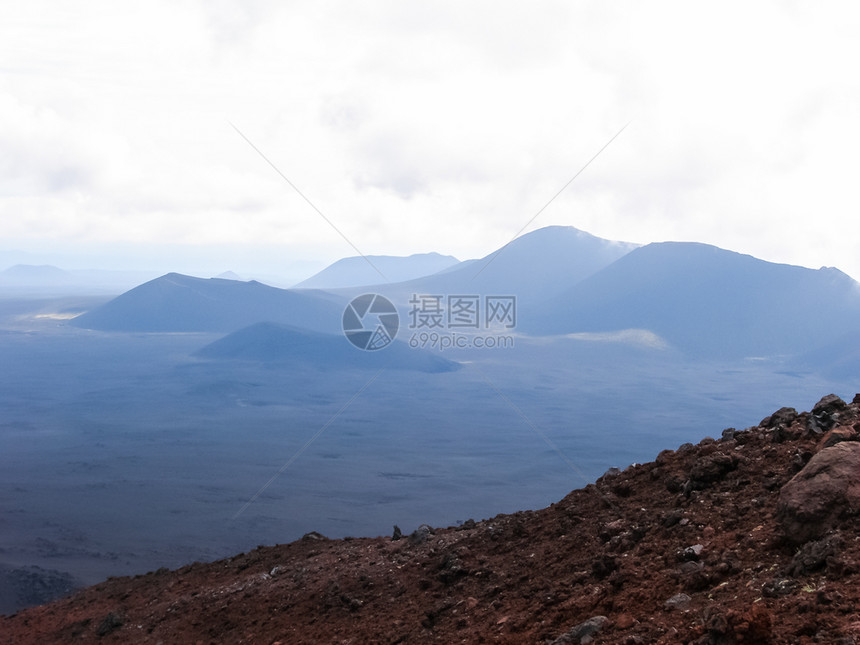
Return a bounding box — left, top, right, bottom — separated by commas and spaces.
761, 406, 798, 429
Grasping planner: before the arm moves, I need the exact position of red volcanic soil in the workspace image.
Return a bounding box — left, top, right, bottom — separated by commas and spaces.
4, 394, 860, 644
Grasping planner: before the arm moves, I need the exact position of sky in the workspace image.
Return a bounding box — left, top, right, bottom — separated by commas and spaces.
2, 1, 860, 282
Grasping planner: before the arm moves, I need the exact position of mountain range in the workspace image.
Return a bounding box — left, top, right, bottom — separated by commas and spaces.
67, 226, 860, 371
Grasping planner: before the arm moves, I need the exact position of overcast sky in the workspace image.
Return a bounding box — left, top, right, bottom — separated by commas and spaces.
2, 1, 859, 281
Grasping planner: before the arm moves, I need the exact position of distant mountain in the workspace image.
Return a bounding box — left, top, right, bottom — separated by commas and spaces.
369, 226, 639, 306
293, 252, 460, 289
0, 264, 160, 295
0, 264, 70, 283
70, 273, 345, 333
529, 242, 860, 358
196, 322, 460, 373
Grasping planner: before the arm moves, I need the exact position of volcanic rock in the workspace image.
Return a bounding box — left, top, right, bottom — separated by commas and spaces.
778, 441, 860, 544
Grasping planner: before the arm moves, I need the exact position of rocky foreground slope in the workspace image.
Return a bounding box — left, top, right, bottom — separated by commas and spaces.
4, 394, 860, 644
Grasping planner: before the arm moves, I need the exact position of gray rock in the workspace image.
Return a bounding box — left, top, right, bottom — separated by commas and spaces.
689, 453, 737, 490
96, 612, 124, 637
682, 544, 704, 561
762, 406, 798, 428
549, 615, 609, 644
812, 394, 848, 418
409, 524, 433, 545
808, 394, 849, 433
665, 593, 692, 610
785, 534, 843, 576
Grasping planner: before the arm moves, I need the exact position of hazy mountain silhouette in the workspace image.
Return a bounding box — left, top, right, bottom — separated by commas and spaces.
793, 329, 860, 380
70, 273, 345, 333
196, 322, 460, 372
370, 226, 639, 305
1, 264, 70, 283
529, 241, 860, 358
294, 253, 459, 289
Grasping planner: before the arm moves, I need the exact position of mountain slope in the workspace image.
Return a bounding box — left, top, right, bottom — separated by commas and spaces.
196, 322, 460, 372
294, 252, 460, 289
70, 273, 345, 333
529, 242, 860, 358
5, 394, 860, 643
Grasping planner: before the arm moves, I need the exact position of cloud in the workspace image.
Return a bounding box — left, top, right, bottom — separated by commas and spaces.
1, 1, 859, 279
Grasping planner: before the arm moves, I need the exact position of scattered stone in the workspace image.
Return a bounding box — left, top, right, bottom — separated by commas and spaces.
721, 427, 736, 441
409, 525, 433, 545
548, 615, 608, 644
689, 453, 737, 489
789, 448, 814, 473
762, 578, 797, 597
693, 604, 772, 644
785, 534, 843, 576
598, 519, 626, 542
457, 519, 476, 530
762, 407, 798, 429
664, 475, 685, 493
778, 442, 860, 544
665, 593, 691, 610
590, 554, 617, 579
95, 612, 123, 637
681, 544, 704, 561
436, 552, 467, 584
662, 509, 684, 527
